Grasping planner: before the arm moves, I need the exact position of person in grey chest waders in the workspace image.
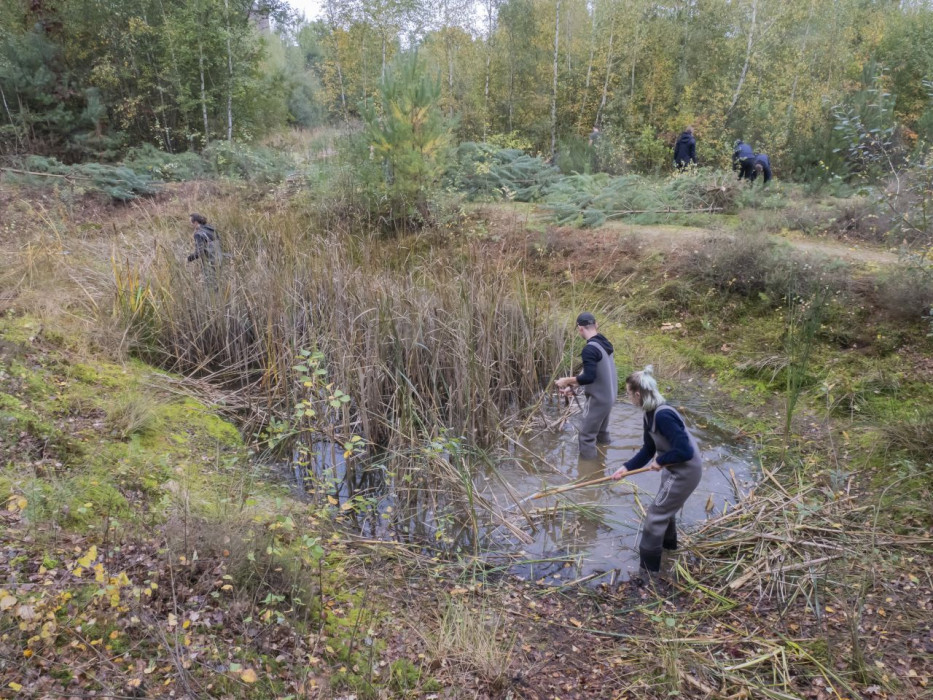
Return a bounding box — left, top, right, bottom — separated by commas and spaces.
611, 365, 702, 578
554, 312, 618, 460
186, 213, 221, 286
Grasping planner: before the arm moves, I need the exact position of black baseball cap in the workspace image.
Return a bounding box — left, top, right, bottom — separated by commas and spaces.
576, 312, 596, 326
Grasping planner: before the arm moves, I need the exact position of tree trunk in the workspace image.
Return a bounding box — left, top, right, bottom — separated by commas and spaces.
0, 84, 23, 151
382, 33, 387, 83
550, 0, 560, 158
728, 0, 758, 115
595, 14, 615, 127
159, 0, 188, 144
224, 0, 234, 141
578, 1, 597, 128
507, 24, 515, 132
630, 12, 640, 98
325, 1, 350, 127
199, 40, 209, 146
447, 31, 455, 119
786, 0, 814, 134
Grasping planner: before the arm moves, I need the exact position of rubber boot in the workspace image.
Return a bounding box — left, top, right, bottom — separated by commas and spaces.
639, 549, 662, 573
662, 520, 678, 551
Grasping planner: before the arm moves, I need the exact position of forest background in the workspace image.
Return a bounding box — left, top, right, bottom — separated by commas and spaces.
3, 0, 933, 181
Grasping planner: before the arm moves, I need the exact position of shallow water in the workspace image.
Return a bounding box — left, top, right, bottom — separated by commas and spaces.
478, 397, 755, 584
286, 395, 754, 585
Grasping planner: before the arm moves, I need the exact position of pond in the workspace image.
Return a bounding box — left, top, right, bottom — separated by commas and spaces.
287, 394, 755, 587
475, 396, 755, 585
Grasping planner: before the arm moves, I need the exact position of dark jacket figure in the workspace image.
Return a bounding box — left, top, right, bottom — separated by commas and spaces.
611, 366, 702, 575
187, 213, 221, 283
750, 153, 772, 184
554, 312, 618, 460
733, 140, 755, 180
673, 128, 697, 169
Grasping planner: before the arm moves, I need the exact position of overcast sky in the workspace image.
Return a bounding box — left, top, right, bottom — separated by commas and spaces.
288, 0, 323, 22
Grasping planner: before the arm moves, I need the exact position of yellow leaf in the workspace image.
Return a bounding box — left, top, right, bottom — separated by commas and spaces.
8, 682, 23, 692
327, 496, 338, 506
340, 501, 353, 511
77, 545, 97, 569
240, 668, 258, 683
183, 619, 191, 629
0, 595, 15, 611
73, 567, 84, 578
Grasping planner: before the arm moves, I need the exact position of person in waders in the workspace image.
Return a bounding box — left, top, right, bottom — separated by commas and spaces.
186, 213, 221, 286
554, 312, 618, 460
611, 365, 702, 579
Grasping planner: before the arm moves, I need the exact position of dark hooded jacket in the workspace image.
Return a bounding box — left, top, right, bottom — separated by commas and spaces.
752, 153, 772, 183
732, 141, 754, 166
673, 131, 697, 166
188, 224, 221, 264
575, 333, 614, 385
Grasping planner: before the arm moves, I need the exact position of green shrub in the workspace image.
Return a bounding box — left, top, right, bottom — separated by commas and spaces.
124, 143, 206, 181
679, 233, 852, 303
202, 141, 297, 183
9, 156, 159, 201
874, 265, 933, 321
447, 142, 560, 202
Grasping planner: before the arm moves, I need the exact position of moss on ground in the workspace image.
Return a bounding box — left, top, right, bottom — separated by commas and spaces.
0, 314, 253, 533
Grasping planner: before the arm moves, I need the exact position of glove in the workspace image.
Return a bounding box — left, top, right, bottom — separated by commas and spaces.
187, 253, 197, 262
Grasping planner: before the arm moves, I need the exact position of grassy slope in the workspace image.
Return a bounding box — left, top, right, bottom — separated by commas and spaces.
0, 182, 931, 699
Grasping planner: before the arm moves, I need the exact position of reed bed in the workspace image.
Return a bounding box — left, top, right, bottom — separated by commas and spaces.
107, 198, 567, 548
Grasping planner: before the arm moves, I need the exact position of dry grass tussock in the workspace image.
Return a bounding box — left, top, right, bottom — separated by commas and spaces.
110, 202, 565, 447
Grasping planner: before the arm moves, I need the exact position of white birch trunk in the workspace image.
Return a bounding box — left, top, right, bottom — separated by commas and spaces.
728, 0, 759, 115
224, 0, 234, 141
578, 1, 598, 127
199, 40, 209, 146
550, 0, 561, 158
596, 15, 615, 127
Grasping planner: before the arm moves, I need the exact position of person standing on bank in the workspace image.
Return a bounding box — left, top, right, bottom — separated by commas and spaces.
186, 213, 221, 285
611, 366, 702, 575
673, 126, 697, 170
554, 312, 617, 460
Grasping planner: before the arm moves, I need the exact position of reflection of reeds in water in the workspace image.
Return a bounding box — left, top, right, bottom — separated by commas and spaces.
112, 204, 567, 548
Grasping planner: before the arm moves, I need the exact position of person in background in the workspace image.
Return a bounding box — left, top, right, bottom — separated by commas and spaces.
732, 139, 755, 181
186, 213, 221, 285
554, 312, 617, 460
611, 365, 702, 577
750, 152, 772, 185
673, 126, 697, 170
588, 125, 602, 172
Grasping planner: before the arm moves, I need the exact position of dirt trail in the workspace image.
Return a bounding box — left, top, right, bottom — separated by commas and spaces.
598, 220, 900, 266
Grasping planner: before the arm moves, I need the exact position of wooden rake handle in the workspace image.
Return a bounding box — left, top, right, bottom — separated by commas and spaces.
530, 465, 654, 500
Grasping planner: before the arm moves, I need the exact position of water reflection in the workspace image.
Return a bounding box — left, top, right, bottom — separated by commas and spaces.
489, 397, 754, 584
287, 395, 754, 586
